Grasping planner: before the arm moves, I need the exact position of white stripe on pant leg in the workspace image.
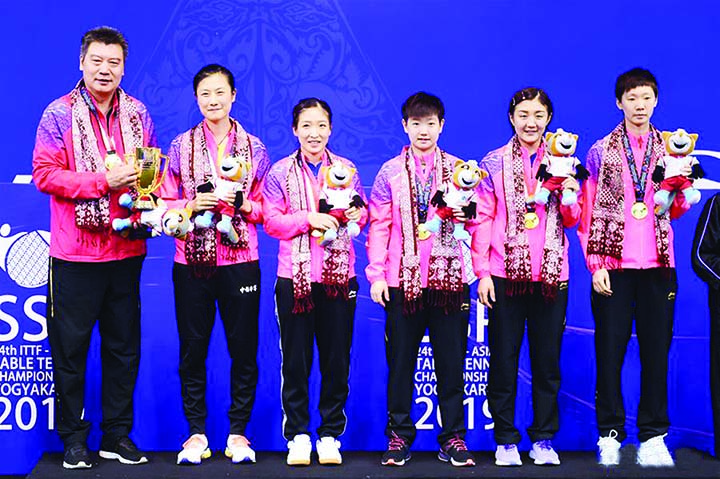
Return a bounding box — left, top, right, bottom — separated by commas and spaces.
275, 279, 290, 443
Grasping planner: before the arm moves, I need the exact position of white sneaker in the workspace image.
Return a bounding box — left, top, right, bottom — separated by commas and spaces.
636, 434, 674, 467
287, 434, 312, 466
529, 440, 560, 465
495, 444, 522, 466
177, 434, 211, 465
316, 437, 342, 465
597, 430, 621, 466
225, 434, 256, 463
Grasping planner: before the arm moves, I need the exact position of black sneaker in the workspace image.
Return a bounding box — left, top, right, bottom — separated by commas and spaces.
63, 442, 92, 469
381, 432, 411, 466
99, 436, 148, 465
438, 435, 475, 467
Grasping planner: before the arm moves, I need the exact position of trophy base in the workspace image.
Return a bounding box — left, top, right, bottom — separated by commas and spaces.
134, 195, 157, 211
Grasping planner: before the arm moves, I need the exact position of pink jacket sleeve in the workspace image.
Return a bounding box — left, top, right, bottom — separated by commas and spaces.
159, 136, 190, 210
472, 162, 495, 279
32, 102, 110, 199
365, 164, 392, 285
242, 139, 271, 224
559, 200, 581, 228
352, 167, 369, 230
262, 161, 311, 239
578, 143, 605, 273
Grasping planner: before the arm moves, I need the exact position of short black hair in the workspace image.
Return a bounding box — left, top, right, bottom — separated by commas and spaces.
193, 64, 236, 95
80, 26, 128, 60
615, 68, 658, 101
292, 98, 332, 128
401, 92, 445, 121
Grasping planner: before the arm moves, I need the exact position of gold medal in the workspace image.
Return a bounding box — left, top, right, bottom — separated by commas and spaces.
524, 211, 539, 229
631, 201, 648, 220
104, 151, 122, 170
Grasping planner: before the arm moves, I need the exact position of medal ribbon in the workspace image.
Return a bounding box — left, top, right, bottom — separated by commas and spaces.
408, 148, 440, 224
80, 86, 117, 154
524, 152, 540, 215
206, 120, 238, 179
295, 149, 337, 214
621, 123, 654, 203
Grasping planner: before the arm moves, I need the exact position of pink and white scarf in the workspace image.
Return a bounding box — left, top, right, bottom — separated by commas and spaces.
587, 123, 670, 268
71, 83, 143, 235
178, 119, 253, 275
502, 137, 564, 298
399, 147, 464, 314
285, 151, 353, 313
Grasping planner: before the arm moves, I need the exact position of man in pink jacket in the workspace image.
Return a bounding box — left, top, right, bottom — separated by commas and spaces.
32, 26, 155, 469
578, 68, 691, 468
367, 92, 477, 468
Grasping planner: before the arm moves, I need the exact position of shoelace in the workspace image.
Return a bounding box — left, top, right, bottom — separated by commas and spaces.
598, 429, 619, 447
229, 435, 251, 448
597, 438, 618, 451
183, 434, 208, 449
445, 436, 468, 451
644, 434, 667, 447
320, 437, 340, 448
117, 437, 135, 450
388, 433, 407, 451
503, 444, 517, 451
535, 440, 552, 451
69, 444, 87, 455
643, 438, 671, 458
289, 436, 311, 449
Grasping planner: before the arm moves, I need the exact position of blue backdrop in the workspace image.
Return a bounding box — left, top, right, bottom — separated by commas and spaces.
1, 0, 719, 474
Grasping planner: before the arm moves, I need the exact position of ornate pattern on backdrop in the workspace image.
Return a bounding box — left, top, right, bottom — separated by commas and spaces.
131, 0, 404, 165
3, 0, 718, 474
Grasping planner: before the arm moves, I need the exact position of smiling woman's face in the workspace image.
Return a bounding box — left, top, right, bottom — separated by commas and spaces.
293, 105, 332, 158
195, 73, 236, 123
509, 97, 551, 149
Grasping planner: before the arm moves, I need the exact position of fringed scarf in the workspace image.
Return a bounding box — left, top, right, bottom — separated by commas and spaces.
502, 137, 565, 299
399, 147, 464, 314
286, 151, 353, 313
587, 123, 671, 268
178, 119, 253, 276
71, 82, 143, 239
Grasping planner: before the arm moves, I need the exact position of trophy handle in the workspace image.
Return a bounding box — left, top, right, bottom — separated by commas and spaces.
157, 154, 169, 191
125, 152, 136, 169
133, 148, 170, 210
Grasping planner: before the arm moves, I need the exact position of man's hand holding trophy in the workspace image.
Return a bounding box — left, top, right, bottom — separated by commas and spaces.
108, 147, 169, 238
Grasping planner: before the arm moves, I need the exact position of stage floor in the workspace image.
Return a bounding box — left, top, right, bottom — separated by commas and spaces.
29, 448, 719, 479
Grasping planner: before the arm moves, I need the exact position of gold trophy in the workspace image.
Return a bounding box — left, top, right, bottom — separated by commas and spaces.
127, 147, 168, 210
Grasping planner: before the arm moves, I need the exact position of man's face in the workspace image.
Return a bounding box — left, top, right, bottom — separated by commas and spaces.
402, 115, 444, 154
617, 85, 657, 130
80, 42, 124, 99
